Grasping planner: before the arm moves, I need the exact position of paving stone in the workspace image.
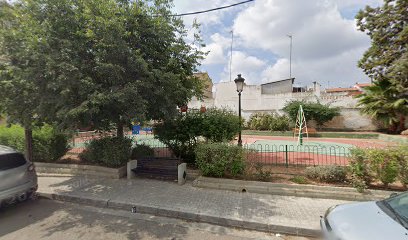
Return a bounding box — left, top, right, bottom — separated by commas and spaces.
38, 176, 351, 236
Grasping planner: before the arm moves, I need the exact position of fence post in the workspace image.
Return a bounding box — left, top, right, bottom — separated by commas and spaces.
285, 145, 288, 168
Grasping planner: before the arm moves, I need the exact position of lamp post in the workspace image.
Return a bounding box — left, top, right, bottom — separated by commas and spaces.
234, 74, 245, 146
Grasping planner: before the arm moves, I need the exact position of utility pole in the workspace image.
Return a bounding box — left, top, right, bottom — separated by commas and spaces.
287, 34, 293, 80
230, 30, 234, 82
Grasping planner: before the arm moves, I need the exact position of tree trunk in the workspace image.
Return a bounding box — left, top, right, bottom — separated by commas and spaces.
398, 115, 406, 133
25, 127, 33, 162
116, 121, 124, 138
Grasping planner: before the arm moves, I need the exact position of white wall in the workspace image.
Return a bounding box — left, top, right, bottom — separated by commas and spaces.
188, 81, 377, 131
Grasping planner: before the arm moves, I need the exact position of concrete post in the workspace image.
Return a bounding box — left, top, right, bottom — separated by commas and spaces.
127, 160, 138, 179
178, 163, 187, 185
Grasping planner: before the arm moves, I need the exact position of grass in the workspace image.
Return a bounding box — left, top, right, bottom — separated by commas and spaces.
242, 130, 379, 139
289, 176, 310, 184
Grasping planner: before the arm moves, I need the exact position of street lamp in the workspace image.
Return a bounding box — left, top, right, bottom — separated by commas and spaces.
234, 74, 245, 146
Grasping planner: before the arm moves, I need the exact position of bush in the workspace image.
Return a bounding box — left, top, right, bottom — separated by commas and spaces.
349, 147, 404, 190
79, 136, 132, 168
290, 176, 310, 184
305, 165, 347, 183
270, 115, 291, 131
131, 144, 154, 159
252, 162, 272, 181
368, 148, 399, 186
0, 124, 70, 162
283, 100, 340, 128
395, 145, 408, 187
195, 143, 245, 177
349, 148, 372, 191
246, 113, 290, 131
154, 108, 240, 163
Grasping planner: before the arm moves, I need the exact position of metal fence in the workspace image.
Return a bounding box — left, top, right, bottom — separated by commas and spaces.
67, 131, 351, 167
243, 143, 350, 167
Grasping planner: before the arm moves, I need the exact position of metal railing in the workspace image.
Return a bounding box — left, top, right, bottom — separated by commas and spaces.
243, 143, 350, 167
67, 131, 351, 167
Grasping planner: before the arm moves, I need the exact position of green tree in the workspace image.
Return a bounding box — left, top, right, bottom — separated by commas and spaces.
356, 0, 408, 132
1, 0, 205, 139
0, 1, 47, 160
283, 100, 340, 128
154, 108, 241, 163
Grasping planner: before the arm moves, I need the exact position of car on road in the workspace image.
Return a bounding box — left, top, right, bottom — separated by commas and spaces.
321, 191, 408, 240
0, 145, 37, 207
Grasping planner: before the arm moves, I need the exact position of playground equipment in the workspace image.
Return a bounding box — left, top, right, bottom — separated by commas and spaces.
294, 105, 309, 145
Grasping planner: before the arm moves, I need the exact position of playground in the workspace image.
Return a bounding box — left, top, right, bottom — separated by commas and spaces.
66, 106, 393, 167
66, 129, 393, 168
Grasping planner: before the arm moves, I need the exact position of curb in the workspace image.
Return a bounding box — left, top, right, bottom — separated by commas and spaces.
38, 192, 320, 237
34, 162, 127, 179
193, 177, 394, 201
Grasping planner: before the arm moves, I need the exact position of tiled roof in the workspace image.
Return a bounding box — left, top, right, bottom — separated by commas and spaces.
325, 87, 359, 93
355, 83, 371, 87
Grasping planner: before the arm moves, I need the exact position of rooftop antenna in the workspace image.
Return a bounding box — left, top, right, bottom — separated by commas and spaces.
229, 30, 234, 82
287, 34, 293, 80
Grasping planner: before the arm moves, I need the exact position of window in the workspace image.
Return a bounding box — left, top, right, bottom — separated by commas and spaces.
0, 153, 27, 171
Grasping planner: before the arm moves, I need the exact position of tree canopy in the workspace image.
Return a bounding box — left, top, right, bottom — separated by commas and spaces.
283, 100, 340, 128
356, 0, 408, 132
0, 0, 205, 137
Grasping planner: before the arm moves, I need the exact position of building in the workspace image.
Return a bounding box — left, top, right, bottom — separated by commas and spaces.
261, 78, 295, 94
325, 82, 372, 96
188, 73, 377, 131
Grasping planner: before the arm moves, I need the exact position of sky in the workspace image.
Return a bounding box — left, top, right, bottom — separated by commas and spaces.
172, 0, 383, 88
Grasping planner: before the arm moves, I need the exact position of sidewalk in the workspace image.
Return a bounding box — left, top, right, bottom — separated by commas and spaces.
38, 176, 351, 237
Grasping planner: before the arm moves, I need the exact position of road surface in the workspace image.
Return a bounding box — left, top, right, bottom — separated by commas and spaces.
0, 199, 314, 240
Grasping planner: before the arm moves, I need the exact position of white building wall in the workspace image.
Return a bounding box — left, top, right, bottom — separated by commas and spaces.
188, 81, 377, 131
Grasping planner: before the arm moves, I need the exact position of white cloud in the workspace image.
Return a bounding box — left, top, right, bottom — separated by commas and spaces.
201, 33, 232, 65
262, 47, 368, 87
234, 0, 369, 59
262, 59, 290, 82
230, 0, 373, 86
220, 51, 267, 84
202, 43, 225, 65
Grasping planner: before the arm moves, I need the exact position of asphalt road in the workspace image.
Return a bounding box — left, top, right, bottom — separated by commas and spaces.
0, 198, 314, 240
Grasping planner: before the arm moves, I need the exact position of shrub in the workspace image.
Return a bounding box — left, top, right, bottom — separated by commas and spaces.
131, 144, 154, 159
305, 165, 347, 183
283, 100, 340, 128
195, 143, 245, 177
246, 113, 290, 131
368, 148, 399, 186
290, 176, 310, 184
349, 147, 403, 189
0, 124, 70, 162
252, 162, 272, 181
395, 145, 408, 187
270, 115, 291, 131
79, 136, 132, 168
154, 108, 240, 163
349, 148, 372, 191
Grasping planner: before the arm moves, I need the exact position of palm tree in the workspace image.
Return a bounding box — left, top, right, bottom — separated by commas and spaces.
357, 81, 408, 133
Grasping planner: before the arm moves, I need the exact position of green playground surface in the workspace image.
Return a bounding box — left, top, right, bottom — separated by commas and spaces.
247, 140, 352, 155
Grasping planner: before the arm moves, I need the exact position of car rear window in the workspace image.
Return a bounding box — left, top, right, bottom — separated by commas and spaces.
0, 153, 27, 171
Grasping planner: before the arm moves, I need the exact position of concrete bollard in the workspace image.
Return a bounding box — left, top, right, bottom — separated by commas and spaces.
178, 163, 187, 185
127, 160, 138, 179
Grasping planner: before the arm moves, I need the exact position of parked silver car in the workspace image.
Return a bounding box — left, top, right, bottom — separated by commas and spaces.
321, 191, 408, 240
0, 145, 37, 206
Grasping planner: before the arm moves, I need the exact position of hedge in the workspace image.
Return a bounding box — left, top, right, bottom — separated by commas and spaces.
0, 125, 70, 162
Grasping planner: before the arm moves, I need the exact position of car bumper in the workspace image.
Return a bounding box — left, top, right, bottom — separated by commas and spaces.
320, 217, 335, 240
0, 179, 38, 204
